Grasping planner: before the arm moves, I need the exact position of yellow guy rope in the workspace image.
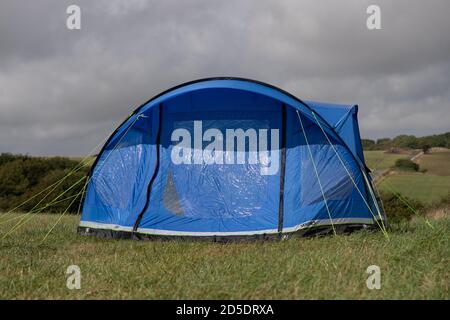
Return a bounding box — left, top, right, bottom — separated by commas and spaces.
296, 110, 337, 236
310, 111, 390, 240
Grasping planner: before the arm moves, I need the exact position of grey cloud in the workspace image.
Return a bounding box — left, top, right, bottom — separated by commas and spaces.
0, 0, 449, 155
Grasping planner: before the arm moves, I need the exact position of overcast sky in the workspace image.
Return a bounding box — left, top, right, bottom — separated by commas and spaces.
1, 0, 449, 156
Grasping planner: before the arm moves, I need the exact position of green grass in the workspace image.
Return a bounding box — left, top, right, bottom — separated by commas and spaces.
364, 151, 412, 170
419, 149, 450, 176
379, 174, 450, 204
377, 150, 450, 205
0, 213, 448, 299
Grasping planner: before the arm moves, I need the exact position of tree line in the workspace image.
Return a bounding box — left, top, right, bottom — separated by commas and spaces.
362, 132, 450, 151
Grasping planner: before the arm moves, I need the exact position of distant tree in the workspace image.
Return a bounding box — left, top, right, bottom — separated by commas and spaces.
392, 135, 419, 149
365, 131, 450, 151
376, 138, 392, 150
422, 144, 431, 154
0, 153, 28, 166
445, 132, 450, 148
362, 139, 376, 150
415, 132, 450, 149
0, 155, 89, 213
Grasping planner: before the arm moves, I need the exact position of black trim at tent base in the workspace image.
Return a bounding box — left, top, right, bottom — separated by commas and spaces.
77, 224, 377, 243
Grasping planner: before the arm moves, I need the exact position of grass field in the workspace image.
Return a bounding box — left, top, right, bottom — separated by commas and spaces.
364, 150, 413, 170
0, 149, 448, 300
378, 149, 450, 204
379, 174, 450, 204
0, 213, 448, 299
418, 149, 450, 176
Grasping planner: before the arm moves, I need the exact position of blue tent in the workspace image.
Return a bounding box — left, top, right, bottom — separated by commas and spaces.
78, 78, 385, 240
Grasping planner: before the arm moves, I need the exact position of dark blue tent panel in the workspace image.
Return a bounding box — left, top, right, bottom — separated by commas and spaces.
79, 78, 383, 239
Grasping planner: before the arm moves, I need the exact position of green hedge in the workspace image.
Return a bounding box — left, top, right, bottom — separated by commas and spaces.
394, 158, 419, 171
0, 153, 90, 214
380, 191, 424, 224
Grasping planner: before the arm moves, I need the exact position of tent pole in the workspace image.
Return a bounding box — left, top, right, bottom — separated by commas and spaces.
133, 103, 163, 233
277, 104, 287, 236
